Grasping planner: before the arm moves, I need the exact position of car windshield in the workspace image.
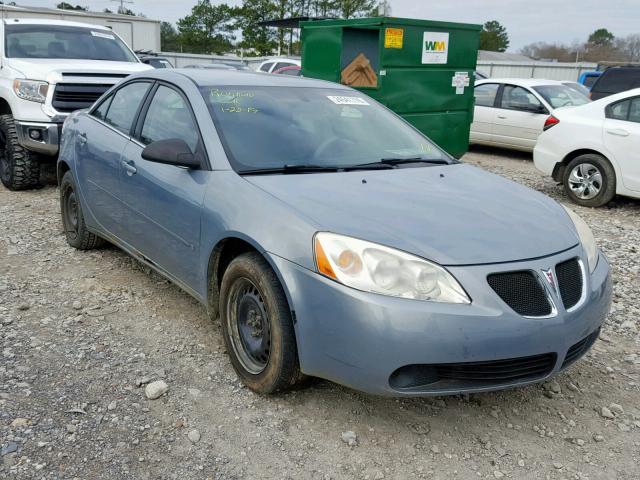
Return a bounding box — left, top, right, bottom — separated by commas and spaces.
5, 24, 138, 62
532, 85, 590, 109
200, 86, 452, 172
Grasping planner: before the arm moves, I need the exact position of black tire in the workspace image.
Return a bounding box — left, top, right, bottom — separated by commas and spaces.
0, 114, 41, 190
60, 171, 105, 250
220, 252, 304, 394
563, 153, 616, 207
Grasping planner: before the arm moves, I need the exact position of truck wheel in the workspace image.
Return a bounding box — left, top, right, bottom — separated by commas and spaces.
60, 171, 105, 250
0, 114, 41, 190
220, 252, 304, 394
563, 154, 616, 207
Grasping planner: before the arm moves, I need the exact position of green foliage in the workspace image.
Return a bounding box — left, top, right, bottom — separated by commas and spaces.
161, 22, 182, 52
177, 0, 236, 55
588, 28, 614, 47
479, 20, 510, 52
56, 2, 87, 10
237, 0, 278, 55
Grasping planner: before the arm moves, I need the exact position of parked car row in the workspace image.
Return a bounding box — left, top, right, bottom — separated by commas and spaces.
470, 75, 640, 206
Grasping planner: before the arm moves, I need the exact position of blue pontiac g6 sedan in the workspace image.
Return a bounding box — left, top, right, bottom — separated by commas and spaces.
57, 69, 612, 396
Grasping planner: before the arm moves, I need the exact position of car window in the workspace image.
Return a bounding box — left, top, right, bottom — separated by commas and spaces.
92, 95, 112, 121
629, 98, 640, 123
474, 83, 499, 107
260, 62, 274, 72
607, 99, 630, 120
501, 85, 543, 112
140, 85, 199, 152
595, 69, 638, 93
583, 75, 598, 89
274, 62, 293, 71
532, 85, 590, 109
280, 68, 301, 76
103, 82, 151, 134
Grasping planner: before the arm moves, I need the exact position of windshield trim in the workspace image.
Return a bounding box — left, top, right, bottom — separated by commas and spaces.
201, 85, 455, 174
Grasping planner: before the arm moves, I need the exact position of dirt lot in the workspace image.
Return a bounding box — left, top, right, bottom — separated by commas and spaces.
1, 148, 640, 480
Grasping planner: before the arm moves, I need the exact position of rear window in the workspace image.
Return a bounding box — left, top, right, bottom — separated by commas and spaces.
583, 75, 599, 89
594, 69, 640, 94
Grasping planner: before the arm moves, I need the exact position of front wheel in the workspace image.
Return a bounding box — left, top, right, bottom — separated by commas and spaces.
563, 154, 616, 207
0, 114, 41, 190
219, 252, 304, 394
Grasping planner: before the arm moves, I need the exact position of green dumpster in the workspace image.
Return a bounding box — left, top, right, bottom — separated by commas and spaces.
300, 17, 481, 158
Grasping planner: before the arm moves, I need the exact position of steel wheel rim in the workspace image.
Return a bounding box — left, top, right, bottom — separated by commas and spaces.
63, 187, 79, 237
227, 278, 271, 374
568, 163, 602, 200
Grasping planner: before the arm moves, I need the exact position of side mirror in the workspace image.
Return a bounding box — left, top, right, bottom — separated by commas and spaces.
528, 104, 547, 114
141, 139, 200, 169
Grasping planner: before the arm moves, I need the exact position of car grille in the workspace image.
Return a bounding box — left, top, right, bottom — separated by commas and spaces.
52, 83, 112, 112
556, 258, 583, 310
562, 329, 599, 369
389, 353, 557, 390
487, 271, 552, 317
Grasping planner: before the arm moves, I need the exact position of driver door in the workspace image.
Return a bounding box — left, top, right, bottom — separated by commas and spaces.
492, 85, 548, 150
118, 83, 209, 289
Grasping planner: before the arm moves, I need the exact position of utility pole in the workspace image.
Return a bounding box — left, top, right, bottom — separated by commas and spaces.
110, 0, 134, 14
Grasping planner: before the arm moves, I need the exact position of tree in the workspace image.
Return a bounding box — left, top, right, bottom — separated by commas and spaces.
334, 0, 376, 18
479, 20, 509, 52
588, 28, 614, 47
161, 22, 181, 52
56, 2, 88, 10
177, 0, 236, 55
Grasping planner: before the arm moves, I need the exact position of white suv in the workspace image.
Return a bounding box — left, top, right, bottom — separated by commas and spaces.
0, 18, 151, 190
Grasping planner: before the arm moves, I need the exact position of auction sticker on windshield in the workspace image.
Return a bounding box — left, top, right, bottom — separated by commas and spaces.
327, 96, 370, 106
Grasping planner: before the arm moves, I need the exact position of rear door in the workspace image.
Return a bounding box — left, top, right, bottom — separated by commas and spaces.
470, 83, 500, 144
75, 81, 152, 237
492, 84, 548, 149
118, 83, 209, 288
603, 96, 640, 192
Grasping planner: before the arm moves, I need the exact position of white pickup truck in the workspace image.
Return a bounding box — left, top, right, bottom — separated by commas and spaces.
0, 18, 151, 190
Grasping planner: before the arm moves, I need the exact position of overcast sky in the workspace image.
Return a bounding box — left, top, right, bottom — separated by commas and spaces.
23, 0, 640, 51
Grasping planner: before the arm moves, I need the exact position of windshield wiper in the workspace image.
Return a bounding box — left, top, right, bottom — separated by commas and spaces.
238, 164, 342, 175
379, 157, 451, 166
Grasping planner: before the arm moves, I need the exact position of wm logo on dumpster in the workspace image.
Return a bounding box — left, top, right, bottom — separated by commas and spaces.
425, 40, 447, 51
422, 32, 449, 64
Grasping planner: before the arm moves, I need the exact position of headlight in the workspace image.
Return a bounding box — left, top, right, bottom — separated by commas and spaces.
562, 206, 598, 273
13, 79, 49, 103
314, 232, 470, 303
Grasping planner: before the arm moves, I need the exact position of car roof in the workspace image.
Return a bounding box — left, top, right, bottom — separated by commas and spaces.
132, 68, 348, 89
476, 78, 567, 88
2, 18, 111, 30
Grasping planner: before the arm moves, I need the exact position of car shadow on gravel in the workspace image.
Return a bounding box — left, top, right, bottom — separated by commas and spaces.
467, 145, 533, 162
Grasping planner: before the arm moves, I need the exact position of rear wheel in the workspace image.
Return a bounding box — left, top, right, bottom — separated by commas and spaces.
0, 114, 41, 191
60, 171, 105, 250
563, 154, 616, 207
220, 252, 304, 394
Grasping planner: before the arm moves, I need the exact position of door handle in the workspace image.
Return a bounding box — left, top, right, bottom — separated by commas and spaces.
121, 160, 137, 176
497, 115, 508, 119
78, 132, 87, 144
606, 128, 630, 137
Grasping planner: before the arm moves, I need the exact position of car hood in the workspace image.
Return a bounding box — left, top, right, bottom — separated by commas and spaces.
8, 58, 151, 83
246, 164, 579, 266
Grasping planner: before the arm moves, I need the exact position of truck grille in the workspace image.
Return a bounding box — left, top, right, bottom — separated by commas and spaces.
52, 83, 112, 112
389, 353, 557, 390
487, 271, 552, 317
556, 258, 583, 310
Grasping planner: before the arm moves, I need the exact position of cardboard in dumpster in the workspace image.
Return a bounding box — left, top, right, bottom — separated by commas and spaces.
341, 53, 378, 88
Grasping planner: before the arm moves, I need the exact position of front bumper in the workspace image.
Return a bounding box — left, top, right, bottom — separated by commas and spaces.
15, 120, 61, 156
270, 246, 612, 396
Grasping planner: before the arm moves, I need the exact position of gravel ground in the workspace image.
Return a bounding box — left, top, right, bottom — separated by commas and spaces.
1, 148, 639, 480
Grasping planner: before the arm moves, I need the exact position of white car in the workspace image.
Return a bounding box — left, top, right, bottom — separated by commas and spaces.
534, 88, 640, 207
470, 79, 590, 152
257, 58, 301, 73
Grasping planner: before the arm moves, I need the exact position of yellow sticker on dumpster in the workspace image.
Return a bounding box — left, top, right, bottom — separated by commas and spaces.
384, 28, 404, 49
